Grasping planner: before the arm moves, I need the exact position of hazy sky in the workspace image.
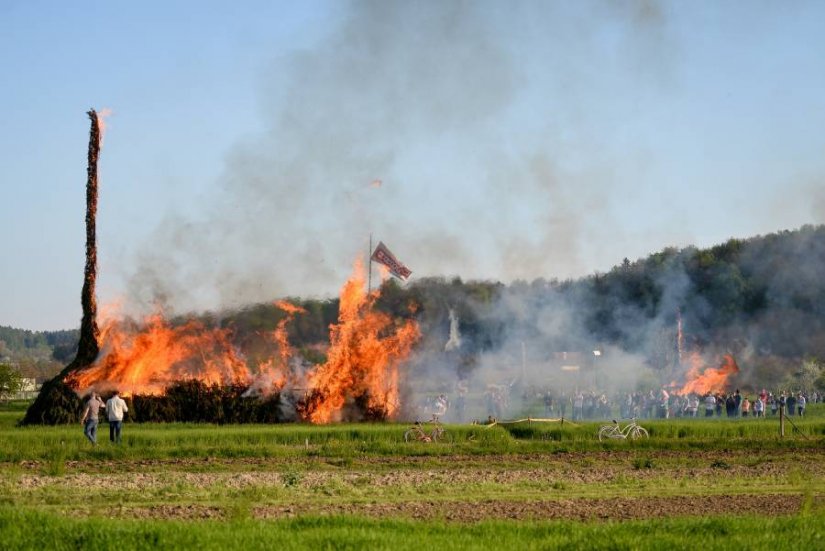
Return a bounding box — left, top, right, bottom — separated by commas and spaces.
2, 0, 824, 331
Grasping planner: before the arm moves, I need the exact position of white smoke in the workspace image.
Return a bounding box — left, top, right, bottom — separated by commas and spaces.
444, 308, 462, 352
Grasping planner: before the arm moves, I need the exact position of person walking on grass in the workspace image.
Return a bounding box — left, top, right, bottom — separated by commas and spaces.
105, 390, 129, 444
797, 393, 806, 417
80, 391, 105, 445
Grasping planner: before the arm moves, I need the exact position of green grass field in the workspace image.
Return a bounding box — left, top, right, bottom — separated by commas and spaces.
1, 400, 823, 550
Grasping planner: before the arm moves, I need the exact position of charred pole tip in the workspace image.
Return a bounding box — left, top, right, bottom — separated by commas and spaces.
75, 109, 102, 367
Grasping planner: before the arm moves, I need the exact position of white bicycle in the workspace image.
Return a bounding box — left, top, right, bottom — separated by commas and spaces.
598, 418, 649, 442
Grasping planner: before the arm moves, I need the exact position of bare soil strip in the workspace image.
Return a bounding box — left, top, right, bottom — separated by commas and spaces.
111, 494, 810, 522
14, 458, 824, 491
12, 447, 825, 474
255, 494, 810, 522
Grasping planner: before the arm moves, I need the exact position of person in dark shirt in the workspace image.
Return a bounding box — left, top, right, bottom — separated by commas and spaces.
733, 389, 742, 417
786, 393, 796, 416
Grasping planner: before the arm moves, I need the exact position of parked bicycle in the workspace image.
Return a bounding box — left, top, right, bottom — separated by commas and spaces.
598, 418, 649, 441
404, 415, 452, 443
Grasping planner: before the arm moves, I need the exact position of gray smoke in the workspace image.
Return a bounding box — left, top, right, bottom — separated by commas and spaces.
124, 0, 674, 318
123, 1, 795, 419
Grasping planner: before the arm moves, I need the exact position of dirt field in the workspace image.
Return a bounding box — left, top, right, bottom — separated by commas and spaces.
9, 448, 824, 523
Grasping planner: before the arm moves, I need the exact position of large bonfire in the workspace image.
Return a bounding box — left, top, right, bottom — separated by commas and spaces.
22, 109, 420, 425
63, 260, 420, 423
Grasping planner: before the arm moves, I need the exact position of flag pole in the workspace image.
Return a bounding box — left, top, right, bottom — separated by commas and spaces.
368, 232, 373, 293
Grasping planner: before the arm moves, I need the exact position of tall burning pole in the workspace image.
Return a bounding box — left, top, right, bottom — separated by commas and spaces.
76, 109, 102, 365
22, 110, 104, 424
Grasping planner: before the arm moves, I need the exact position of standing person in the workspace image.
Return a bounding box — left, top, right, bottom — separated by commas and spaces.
704, 393, 716, 417
80, 391, 105, 446
725, 394, 736, 417
434, 393, 449, 417
797, 393, 807, 417
573, 392, 584, 421
105, 390, 129, 444
687, 394, 699, 418
753, 395, 764, 418
543, 390, 554, 416
741, 396, 751, 417
786, 393, 796, 417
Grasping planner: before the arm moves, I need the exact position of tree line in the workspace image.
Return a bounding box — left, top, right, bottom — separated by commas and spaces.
7, 225, 825, 384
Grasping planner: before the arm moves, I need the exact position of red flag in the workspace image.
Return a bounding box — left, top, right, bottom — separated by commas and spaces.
371, 241, 412, 280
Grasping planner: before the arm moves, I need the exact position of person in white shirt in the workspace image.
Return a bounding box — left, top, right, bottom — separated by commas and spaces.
753, 396, 764, 417
704, 393, 716, 417
687, 395, 699, 418
797, 393, 807, 417
105, 390, 129, 444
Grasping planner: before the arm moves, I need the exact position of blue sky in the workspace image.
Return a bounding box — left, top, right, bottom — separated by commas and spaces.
2, 1, 824, 331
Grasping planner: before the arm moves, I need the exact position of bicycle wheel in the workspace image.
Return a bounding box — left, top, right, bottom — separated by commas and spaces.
431, 429, 453, 443
630, 426, 649, 440
598, 425, 616, 442
404, 429, 417, 443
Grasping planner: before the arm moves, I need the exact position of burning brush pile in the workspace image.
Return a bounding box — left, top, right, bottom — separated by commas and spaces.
54, 262, 420, 424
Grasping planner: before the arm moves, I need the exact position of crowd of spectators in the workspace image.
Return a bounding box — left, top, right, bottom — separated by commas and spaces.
536, 388, 820, 421
416, 384, 819, 423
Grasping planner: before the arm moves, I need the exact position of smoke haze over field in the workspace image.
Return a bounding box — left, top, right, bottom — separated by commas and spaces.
3, 1, 825, 330
119, 1, 819, 319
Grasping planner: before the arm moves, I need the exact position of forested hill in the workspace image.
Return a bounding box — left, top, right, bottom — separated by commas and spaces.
0, 326, 78, 380
577, 223, 825, 360
226, 224, 825, 383
5, 224, 825, 383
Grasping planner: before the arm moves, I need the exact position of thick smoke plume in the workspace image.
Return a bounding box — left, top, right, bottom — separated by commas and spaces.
122, 1, 674, 319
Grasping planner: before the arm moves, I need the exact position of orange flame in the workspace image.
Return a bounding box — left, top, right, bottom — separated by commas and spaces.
270, 300, 306, 386
676, 353, 739, 396
66, 262, 420, 422
299, 260, 420, 423
96, 108, 113, 146
66, 312, 250, 396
